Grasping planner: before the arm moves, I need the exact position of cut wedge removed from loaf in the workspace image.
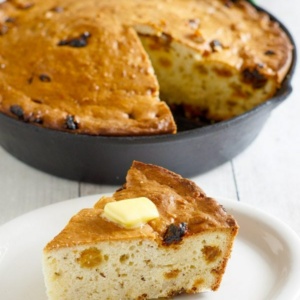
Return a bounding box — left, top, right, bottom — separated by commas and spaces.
43, 161, 239, 299
0, 0, 293, 135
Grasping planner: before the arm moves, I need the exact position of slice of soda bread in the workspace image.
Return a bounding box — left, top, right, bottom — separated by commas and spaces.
43, 161, 238, 299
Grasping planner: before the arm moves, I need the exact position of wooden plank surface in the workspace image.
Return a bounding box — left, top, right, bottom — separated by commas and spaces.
0, 147, 79, 225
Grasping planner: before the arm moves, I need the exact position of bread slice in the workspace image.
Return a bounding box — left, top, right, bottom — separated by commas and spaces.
43, 161, 239, 299
0, 0, 293, 135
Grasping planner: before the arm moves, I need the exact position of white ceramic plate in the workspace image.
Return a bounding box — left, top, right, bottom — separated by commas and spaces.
0, 195, 300, 300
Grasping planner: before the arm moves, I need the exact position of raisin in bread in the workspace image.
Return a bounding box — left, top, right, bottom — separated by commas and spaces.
0, 0, 293, 135
43, 161, 239, 299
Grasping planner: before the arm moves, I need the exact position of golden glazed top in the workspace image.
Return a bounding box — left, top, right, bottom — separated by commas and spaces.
0, 0, 293, 135
45, 161, 238, 250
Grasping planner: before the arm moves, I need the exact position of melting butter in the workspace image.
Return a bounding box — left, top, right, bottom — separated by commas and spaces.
103, 197, 159, 229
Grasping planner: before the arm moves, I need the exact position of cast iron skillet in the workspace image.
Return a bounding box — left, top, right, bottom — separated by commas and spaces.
0, 4, 297, 185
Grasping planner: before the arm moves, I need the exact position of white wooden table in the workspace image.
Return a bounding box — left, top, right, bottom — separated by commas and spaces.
0, 0, 299, 243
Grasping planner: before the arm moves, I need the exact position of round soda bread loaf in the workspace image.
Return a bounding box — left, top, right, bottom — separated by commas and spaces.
43, 161, 239, 299
0, 0, 293, 135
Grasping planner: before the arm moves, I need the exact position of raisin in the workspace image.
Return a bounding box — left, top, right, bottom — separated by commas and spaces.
224, 0, 240, 7
201, 245, 222, 262
35, 118, 43, 124
31, 98, 43, 104
39, 74, 51, 82
27, 76, 34, 84
31, 116, 43, 124
5, 17, 16, 23
15, 2, 35, 10
65, 115, 78, 130
163, 223, 188, 245
264, 50, 276, 56
1, 17, 16, 35
188, 30, 204, 43
188, 18, 200, 30
10, 105, 24, 119
58, 32, 91, 48
51, 6, 64, 13
242, 67, 268, 89
209, 39, 223, 52
160, 32, 172, 45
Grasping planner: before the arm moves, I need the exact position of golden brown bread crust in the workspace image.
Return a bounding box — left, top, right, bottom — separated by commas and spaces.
0, 0, 177, 136
0, 0, 293, 135
106, 161, 238, 236
45, 161, 238, 251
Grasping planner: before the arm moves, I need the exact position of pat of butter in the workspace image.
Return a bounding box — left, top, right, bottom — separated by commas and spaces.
103, 197, 159, 229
